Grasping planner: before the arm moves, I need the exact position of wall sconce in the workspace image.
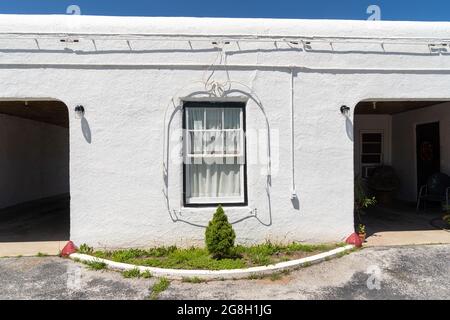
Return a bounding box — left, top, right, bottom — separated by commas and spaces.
340, 105, 350, 116
74, 105, 85, 119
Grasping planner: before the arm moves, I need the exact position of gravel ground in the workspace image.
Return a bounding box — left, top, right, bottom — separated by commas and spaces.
0, 244, 449, 300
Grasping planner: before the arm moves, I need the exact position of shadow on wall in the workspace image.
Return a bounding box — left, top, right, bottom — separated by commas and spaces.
291, 196, 300, 210
81, 117, 92, 144
346, 116, 354, 142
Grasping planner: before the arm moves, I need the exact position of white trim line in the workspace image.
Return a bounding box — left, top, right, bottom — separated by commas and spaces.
69, 244, 355, 280
2, 32, 450, 45
3, 62, 450, 73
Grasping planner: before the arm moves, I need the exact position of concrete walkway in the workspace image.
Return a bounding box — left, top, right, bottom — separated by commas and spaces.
361, 203, 450, 246
0, 241, 65, 257
0, 196, 69, 257
0, 196, 69, 243
366, 230, 450, 246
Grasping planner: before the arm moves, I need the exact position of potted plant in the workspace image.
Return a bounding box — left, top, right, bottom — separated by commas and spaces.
443, 205, 450, 228
357, 224, 366, 242
443, 215, 450, 227
368, 166, 400, 206
354, 175, 377, 221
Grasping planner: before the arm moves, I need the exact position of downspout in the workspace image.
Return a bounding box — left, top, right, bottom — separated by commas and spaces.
290, 68, 297, 200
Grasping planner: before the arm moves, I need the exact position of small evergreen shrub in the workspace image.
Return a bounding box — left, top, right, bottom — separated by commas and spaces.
205, 205, 236, 259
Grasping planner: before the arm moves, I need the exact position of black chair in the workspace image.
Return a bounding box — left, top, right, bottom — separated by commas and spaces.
416, 173, 450, 212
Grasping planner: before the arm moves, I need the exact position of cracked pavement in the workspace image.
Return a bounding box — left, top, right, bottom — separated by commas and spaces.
0, 244, 449, 300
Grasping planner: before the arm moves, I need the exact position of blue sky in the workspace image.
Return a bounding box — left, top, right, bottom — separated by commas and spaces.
0, 0, 448, 21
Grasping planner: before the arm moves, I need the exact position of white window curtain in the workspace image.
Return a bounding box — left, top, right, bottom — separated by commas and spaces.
185, 106, 245, 203
189, 163, 241, 199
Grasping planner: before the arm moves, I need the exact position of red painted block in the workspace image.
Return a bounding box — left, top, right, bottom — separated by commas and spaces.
60, 241, 78, 257
345, 232, 363, 247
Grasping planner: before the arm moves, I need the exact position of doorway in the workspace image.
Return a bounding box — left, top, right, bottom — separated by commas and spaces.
0, 100, 70, 244
416, 122, 440, 194
353, 101, 450, 246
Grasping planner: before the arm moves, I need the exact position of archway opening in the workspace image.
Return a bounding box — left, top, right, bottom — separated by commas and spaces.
354, 100, 450, 245
0, 100, 70, 243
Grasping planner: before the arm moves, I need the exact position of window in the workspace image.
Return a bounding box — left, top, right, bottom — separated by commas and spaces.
183, 102, 247, 206
360, 131, 384, 178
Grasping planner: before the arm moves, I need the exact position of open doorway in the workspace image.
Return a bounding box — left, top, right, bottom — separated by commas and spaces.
354, 101, 450, 245
0, 100, 70, 243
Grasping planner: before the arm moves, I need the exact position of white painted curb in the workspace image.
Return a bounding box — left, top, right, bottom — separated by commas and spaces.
69, 245, 355, 280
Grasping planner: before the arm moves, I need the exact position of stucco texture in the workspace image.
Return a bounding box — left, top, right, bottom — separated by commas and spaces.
1, 15, 450, 248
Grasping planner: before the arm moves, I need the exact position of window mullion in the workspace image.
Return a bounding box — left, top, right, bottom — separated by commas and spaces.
240, 108, 244, 159
202, 108, 206, 157
185, 108, 189, 159
222, 108, 225, 156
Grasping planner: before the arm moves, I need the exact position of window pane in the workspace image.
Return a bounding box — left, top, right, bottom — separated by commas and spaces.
204, 130, 223, 154
188, 108, 204, 130
205, 108, 222, 130
184, 104, 245, 204
224, 108, 240, 129
362, 133, 382, 142
189, 131, 203, 154
363, 166, 377, 178
188, 163, 241, 198
225, 130, 240, 154
362, 143, 381, 154
361, 155, 381, 163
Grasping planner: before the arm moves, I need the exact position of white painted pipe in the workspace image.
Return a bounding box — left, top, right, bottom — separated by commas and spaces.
290, 68, 297, 200
1, 32, 450, 45
2, 61, 450, 73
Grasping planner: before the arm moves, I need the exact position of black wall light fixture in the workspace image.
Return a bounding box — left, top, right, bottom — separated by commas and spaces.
340, 105, 350, 116
74, 105, 85, 119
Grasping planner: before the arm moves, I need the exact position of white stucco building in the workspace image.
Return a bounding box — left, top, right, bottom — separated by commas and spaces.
0, 15, 449, 248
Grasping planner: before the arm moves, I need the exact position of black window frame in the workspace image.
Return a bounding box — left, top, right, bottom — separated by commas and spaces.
182, 101, 248, 208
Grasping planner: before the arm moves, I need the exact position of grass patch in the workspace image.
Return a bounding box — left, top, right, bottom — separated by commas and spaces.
150, 277, 170, 300
247, 269, 291, 281
78, 244, 94, 254
247, 274, 264, 280
122, 268, 141, 278
121, 268, 152, 279
91, 242, 344, 271
269, 273, 283, 281
36, 252, 48, 257
181, 276, 205, 284
83, 260, 107, 270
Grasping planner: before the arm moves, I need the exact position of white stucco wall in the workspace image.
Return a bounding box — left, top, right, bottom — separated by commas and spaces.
1, 15, 450, 247
392, 102, 450, 202
0, 113, 69, 209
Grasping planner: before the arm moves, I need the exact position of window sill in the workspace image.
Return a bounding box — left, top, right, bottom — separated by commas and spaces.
175, 206, 257, 226
179, 206, 254, 214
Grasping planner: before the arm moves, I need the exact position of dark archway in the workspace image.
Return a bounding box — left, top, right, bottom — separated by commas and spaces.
353, 100, 450, 240
0, 100, 70, 242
